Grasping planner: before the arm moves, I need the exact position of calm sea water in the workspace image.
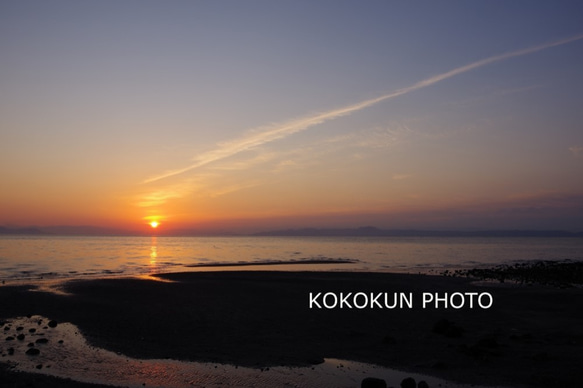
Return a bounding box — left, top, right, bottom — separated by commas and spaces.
0, 235, 582, 282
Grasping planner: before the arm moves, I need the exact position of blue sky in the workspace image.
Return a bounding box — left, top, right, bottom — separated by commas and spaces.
1, 1, 583, 232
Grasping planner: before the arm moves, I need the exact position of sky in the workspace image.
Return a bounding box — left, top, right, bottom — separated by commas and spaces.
1, 1, 583, 234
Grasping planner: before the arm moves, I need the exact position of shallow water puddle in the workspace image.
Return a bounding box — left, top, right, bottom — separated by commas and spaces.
1, 316, 505, 388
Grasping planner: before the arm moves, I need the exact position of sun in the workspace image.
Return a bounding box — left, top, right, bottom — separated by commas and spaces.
149, 221, 159, 229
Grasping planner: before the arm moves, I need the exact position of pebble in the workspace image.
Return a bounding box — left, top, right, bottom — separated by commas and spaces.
361, 377, 387, 388
400, 377, 416, 388
25, 348, 40, 356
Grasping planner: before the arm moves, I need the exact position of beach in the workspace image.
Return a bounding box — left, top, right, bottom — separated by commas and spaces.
3, 1, 583, 386
1, 270, 582, 387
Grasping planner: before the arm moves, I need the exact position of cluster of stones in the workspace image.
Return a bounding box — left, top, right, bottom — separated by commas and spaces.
444, 260, 583, 287
1, 317, 61, 369
362, 376, 430, 388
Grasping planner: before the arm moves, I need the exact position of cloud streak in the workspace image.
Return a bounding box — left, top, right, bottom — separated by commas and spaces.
144, 34, 583, 184
569, 146, 583, 158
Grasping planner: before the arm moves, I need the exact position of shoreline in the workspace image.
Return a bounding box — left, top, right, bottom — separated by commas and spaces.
185, 258, 358, 267
1, 270, 582, 387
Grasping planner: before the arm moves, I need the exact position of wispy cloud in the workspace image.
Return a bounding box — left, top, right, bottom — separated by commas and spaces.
136, 189, 185, 207
354, 125, 412, 149
144, 34, 583, 184
135, 179, 204, 207
208, 181, 263, 198
569, 146, 583, 158
143, 93, 400, 183
265, 124, 412, 173
210, 152, 277, 171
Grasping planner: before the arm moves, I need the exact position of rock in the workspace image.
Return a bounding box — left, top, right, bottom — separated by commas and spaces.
48, 320, 58, 328
7, 348, 14, 355
16, 326, 23, 331
25, 348, 40, 356
5, 336, 14, 341
35, 338, 49, 344
28, 328, 36, 333
400, 377, 416, 388
16, 334, 25, 341
361, 377, 387, 388
418, 381, 429, 388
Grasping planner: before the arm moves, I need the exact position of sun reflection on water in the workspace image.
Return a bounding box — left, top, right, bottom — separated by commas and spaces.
149, 236, 158, 267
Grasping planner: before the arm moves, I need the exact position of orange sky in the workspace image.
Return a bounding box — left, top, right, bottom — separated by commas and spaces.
2, 2, 583, 233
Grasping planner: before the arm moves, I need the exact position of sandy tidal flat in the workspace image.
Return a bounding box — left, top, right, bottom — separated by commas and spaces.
1, 271, 582, 387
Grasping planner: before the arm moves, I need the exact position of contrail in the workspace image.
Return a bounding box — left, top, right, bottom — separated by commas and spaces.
144, 34, 583, 184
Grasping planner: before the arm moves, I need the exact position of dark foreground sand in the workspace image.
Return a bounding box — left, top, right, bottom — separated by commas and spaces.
1, 271, 582, 387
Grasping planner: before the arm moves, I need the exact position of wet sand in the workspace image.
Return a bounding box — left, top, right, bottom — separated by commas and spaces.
1, 271, 582, 387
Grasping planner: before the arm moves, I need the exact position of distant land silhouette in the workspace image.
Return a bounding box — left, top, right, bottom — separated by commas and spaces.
40, 225, 134, 236
254, 226, 583, 238
2, 225, 581, 237
0, 225, 133, 236
0, 226, 45, 235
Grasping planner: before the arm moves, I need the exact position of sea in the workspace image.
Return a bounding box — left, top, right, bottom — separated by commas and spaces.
1, 235, 582, 283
